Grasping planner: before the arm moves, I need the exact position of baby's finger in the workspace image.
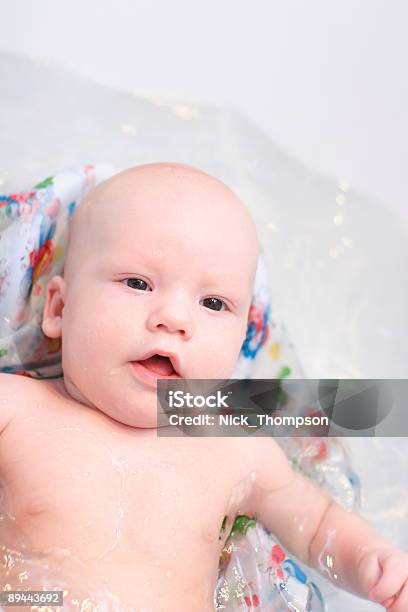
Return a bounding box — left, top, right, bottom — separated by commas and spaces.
388, 579, 408, 612
382, 596, 397, 609
369, 556, 407, 603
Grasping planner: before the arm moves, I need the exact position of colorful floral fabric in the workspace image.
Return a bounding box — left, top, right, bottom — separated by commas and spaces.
215, 516, 326, 611
0, 164, 114, 378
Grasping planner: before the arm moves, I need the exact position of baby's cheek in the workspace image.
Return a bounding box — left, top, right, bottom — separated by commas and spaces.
62, 306, 116, 370
198, 326, 244, 378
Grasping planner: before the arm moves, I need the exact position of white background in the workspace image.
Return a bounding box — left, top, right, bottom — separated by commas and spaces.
1, 0, 407, 221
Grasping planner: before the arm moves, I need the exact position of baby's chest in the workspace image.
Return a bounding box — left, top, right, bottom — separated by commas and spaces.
0, 416, 236, 562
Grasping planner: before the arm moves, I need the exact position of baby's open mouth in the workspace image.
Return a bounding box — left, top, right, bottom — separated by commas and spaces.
136, 354, 177, 376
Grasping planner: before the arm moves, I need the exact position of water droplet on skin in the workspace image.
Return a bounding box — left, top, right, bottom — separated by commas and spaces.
293, 515, 307, 533
317, 529, 339, 581
18, 570, 28, 583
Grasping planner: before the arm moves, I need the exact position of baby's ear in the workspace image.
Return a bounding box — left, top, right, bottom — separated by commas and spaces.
42, 275, 66, 338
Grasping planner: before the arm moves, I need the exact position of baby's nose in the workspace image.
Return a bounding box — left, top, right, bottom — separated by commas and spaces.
146, 298, 194, 338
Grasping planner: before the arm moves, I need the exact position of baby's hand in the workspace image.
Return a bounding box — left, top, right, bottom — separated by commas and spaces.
358, 548, 408, 610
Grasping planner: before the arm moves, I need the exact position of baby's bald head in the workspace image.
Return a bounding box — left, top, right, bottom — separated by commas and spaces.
63, 162, 259, 293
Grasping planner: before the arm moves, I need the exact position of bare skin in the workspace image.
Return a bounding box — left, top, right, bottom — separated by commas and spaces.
0, 375, 286, 610
0, 163, 407, 611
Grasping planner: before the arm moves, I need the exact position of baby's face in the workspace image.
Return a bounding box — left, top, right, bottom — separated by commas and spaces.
43, 164, 259, 428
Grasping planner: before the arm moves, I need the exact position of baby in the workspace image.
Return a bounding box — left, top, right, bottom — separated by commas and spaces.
0, 162, 407, 611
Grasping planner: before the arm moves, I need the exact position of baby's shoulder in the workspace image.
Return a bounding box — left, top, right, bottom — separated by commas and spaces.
0, 372, 47, 434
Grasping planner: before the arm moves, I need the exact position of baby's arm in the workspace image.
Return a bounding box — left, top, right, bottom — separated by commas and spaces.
253, 439, 408, 610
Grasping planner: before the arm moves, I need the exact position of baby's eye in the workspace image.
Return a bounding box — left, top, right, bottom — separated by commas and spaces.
201, 297, 228, 312
123, 278, 151, 291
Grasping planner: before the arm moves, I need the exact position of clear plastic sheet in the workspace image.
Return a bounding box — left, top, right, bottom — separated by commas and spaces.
1, 51, 407, 611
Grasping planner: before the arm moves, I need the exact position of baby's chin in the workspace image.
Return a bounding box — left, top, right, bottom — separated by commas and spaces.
90, 391, 161, 430
61, 373, 161, 429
